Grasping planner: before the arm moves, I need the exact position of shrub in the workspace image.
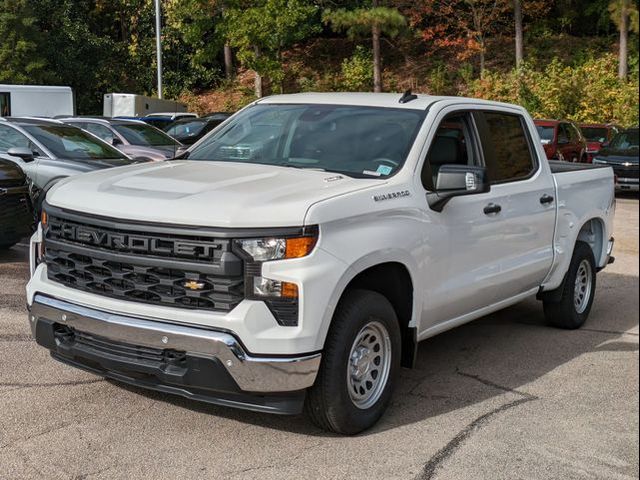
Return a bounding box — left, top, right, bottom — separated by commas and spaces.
340, 45, 373, 91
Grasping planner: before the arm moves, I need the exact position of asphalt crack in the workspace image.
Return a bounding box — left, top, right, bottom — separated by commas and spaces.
0, 379, 104, 389
416, 372, 538, 480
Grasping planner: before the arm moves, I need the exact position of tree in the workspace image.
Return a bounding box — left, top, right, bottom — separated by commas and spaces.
223, 0, 320, 97
323, 2, 406, 92
609, 0, 640, 79
0, 0, 49, 84
514, 0, 523, 67
409, 0, 510, 78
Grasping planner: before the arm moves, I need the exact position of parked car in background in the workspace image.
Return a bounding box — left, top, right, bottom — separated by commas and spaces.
0, 157, 32, 249
0, 117, 142, 214
60, 117, 182, 161
593, 128, 639, 192
164, 113, 232, 145
579, 123, 621, 163
534, 119, 587, 162
142, 112, 199, 130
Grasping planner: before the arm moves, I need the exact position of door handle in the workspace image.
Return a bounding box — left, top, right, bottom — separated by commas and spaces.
540, 194, 555, 205
483, 203, 502, 215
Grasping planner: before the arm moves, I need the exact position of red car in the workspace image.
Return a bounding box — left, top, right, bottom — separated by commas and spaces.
534, 119, 587, 162
579, 123, 621, 163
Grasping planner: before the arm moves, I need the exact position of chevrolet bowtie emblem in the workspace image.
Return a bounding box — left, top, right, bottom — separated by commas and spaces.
183, 280, 206, 291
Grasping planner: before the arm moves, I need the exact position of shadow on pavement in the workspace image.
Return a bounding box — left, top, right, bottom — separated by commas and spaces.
112, 268, 639, 437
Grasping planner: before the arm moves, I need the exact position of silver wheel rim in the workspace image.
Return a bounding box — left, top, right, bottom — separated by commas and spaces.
574, 259, 593, 314
347, 321, 392, 410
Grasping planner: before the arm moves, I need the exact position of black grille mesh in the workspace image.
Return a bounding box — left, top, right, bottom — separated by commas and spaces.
45, 215, 244, 312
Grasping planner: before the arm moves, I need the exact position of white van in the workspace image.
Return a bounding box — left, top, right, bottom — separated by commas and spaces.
0, 85, 74, 117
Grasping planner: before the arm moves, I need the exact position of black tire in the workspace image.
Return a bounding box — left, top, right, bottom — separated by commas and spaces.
305, 289, 401, 435
543, 241, 596, 329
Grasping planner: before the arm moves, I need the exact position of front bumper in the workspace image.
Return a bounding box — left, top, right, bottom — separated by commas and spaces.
28, 294, 321, 414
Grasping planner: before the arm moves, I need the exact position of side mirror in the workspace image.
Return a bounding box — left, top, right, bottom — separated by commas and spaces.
6, 147, 36, 162
111, 137, 123, 146
427, 165, 490, 212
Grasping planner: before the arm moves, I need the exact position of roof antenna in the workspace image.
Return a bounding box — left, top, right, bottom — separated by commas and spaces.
399, 89, 418, 104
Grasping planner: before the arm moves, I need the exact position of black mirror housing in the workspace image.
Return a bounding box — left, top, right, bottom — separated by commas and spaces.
427, 164, 490, 212
111, 137, 123, 146
6, 147, 36, 162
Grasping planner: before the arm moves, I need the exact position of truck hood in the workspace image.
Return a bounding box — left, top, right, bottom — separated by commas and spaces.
47, 161, 382, 227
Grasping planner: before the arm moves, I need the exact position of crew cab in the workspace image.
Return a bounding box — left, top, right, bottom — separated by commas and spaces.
26, 94, 616, 434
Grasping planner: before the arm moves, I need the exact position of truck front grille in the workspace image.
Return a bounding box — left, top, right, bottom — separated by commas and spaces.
44, 212, 245, 312
0, 191, 32, 241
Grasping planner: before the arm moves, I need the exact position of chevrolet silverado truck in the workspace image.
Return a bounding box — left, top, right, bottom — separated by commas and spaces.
26, 93, 616, 434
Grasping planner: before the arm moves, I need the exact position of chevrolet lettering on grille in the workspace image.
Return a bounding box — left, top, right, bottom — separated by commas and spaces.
49, 220, 221, 259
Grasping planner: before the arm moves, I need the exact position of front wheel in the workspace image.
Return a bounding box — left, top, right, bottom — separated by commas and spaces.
305, 289, 401, 434
543, 241, 596, 329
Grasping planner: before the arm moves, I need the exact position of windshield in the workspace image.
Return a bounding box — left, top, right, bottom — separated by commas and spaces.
187, 104, 425, 178
113, 123, 178, 146
609, 130, 639, 150
166, 119, 207, 138
536, 125, 555, 143
582, 127, 609, 142
23, 125, 127, 160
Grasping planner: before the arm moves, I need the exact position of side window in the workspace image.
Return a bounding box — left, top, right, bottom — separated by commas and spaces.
476, 112, 536, 184
557, 124, 569, 143
84, 123, 114, 142
0, 92, 10, 117
0, 124, 30, 153
421, 112, 478, 190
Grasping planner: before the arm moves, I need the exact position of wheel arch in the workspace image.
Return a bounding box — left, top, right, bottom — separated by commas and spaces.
576, 217, 607, 267
326, 258, 419, 369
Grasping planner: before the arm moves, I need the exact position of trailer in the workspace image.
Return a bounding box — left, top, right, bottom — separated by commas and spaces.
0, 85, 75, 118
103, 93, 187, 118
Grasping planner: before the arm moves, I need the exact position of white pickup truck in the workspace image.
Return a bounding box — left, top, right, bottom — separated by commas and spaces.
27, 93, 615, 434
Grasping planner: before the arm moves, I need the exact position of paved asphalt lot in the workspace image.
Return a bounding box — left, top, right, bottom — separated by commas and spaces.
0, 196, 638, 480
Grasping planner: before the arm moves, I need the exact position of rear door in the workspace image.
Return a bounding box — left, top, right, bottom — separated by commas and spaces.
474, 110, 556, 298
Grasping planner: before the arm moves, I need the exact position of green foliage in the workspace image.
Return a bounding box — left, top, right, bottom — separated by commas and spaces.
0, 0, 49, 83
468, 53, 640, 126
223, 0, 320, 88
323, 6, 406, 39
340, 45, 373, 90
609, 0, 640, 33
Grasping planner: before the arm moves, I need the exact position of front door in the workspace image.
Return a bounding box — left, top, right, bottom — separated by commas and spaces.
417, 110, 514, 330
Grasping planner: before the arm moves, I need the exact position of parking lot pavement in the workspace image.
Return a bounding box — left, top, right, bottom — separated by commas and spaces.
0, 197, 637, 480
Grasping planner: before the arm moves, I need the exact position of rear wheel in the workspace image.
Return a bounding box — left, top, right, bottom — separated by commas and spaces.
305, 289, 401, 435
543, 241, 596, 329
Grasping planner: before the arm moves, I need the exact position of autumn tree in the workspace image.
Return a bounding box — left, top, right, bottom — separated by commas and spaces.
410, 0, 510, 78
323, 2, 406, 92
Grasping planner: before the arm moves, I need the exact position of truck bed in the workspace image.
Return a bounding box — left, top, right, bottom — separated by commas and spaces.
548, 160, 611, 174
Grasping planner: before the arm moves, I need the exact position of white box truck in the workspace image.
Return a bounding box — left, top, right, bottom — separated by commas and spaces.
103, 93, 187, 117
0, 85, 74, 117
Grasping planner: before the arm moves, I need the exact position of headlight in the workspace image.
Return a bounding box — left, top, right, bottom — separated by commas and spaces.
236, 231, 318, 262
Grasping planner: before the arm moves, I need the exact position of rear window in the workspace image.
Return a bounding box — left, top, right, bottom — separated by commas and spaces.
535, 125, 555, 143
113, 123, 178, 146
479, 112, 536, 183
582, 127, 608, 142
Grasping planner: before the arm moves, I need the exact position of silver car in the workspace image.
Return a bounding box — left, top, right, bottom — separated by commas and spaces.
60, 117, 182, 161
0, 117, 141, 213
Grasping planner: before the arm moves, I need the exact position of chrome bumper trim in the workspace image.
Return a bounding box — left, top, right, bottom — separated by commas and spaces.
28, 294, 320, 393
